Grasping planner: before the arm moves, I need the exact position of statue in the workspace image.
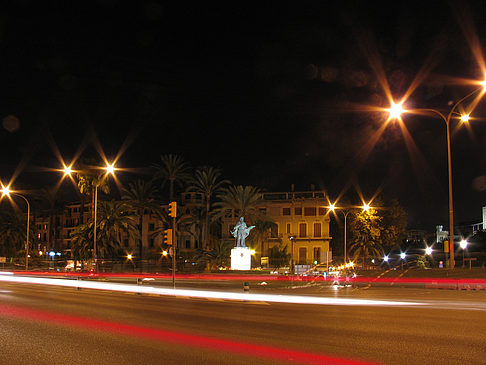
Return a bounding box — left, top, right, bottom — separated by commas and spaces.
231, 217, 255, 247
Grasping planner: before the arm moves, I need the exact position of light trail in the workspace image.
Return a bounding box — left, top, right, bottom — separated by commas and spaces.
0, 274, 422, 307
0, 303, 373, 365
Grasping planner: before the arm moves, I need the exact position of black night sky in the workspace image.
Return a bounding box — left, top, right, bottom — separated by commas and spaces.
1, 1, 486, 230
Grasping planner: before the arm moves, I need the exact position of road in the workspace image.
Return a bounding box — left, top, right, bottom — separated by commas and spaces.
0, 276, 485, 364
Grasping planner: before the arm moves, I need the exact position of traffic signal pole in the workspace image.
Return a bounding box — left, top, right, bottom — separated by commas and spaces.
169, 202, 177, 289
172, 215, 176, 289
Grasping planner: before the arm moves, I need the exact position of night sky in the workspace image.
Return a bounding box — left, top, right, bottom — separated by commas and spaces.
1, 1, 486, 230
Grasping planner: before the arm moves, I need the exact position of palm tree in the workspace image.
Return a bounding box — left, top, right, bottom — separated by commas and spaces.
152, 154, 190, 202
0, 211, 26, 257
70, 223, 92, 267
96, 200, 140, 259
250, 219, 277, 259
71, 200, 139, 262
122, 179, 158, 260
188, 166, 230, 250
194, 240, 233, 270
214, 185, 264, 224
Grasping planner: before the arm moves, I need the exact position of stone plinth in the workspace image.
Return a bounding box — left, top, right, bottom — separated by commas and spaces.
231, 247, 251, 270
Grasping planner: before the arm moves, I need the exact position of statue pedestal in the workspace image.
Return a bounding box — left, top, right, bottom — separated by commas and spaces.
231, 247, 251, 270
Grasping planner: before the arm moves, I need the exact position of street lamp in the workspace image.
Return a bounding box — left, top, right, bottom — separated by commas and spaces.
62, 161, 116, 271
1, 186, 31, 270
328, 203, 372, 263
387, 83, 485, 269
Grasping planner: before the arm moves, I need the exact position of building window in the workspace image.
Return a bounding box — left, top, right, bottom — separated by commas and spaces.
298, 247, 307, 265
318, 208, 327, 216
314, 223, 322, 237
259, 208, 267, 215
124, 239, 129, 247
185, 240, 191, 249
149, 238, 154, 248
286, 223, 291, 234
299, 223, 307, 237
282, 208, 291, 216
304, 207, 316, 216
149, 223, 155, 231
295, 207, 302, 216
225, 209, 232, 218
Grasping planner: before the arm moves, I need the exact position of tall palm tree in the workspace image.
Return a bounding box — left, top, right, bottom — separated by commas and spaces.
97, 200, 140, 258
214, 185, 264, 224
188, 166, 230, 250
71, 200, 139, 261
122, 179, 158, 260
152, 154, 190, 202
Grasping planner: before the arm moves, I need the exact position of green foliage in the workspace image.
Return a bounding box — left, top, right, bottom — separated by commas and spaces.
380, 200, 408, 250
0, 211, 26, 256
416, 255, 429, 269
70, 200, 139, 260
187, 166, 230, 249
152, 154, 190, 202
214, 185, 264, 223
193, 240, 233, 269
269, 243, 290, 269
349, 208, 384, 267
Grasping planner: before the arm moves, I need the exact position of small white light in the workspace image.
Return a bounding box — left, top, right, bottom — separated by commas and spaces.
400, 252, 406, 260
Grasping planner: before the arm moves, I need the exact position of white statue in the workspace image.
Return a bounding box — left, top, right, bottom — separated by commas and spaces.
231, 217, 255, 247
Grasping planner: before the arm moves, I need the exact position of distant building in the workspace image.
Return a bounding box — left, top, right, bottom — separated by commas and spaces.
221, 190, 332, 268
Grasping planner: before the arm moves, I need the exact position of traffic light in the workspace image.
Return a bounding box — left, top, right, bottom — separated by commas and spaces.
163, 229, 173, 245
168, 202, 177, 218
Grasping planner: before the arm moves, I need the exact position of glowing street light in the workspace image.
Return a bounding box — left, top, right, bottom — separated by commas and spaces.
61, 161, 117, 271
425, 247, 433, 256
383, 80, 486, 269
387, 102, 404, 120
400, 252, 406, 260
1, 186, 31, 270
383, 255, 389, 262
328, 203, 373, 263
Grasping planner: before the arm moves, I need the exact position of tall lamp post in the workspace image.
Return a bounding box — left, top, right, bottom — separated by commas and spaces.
328, 203, 371, 263
63, 162, 116, 271
386, 82, 485, 269
1, 187, 31, 270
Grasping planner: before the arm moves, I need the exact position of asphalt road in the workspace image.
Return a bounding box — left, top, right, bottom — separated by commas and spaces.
0, 279, 485, 365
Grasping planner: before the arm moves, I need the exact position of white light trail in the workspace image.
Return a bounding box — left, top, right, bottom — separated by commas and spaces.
0, 275, 423, 307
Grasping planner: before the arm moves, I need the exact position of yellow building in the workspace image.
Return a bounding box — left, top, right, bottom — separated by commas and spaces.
221, 190, 332, 269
